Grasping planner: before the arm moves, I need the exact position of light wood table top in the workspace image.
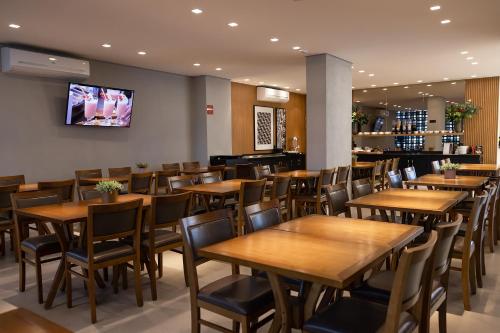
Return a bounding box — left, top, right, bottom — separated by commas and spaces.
181, 167, 210, 175
199, 216, 422, 289
81, 176, 130, 184
270, 170, 320, 179
14, 194, 151, 224
19, 183, 39, 192
346, 188, 467, 215
0, 308, 72, 333
405, 174, 489, 190
180, 179, 244, 196
458, 164, 499, 172
352, 161, 376, 169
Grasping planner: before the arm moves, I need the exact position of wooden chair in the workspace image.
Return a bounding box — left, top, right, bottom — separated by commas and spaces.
273, 164, 289, 173
303, 231, 437, 333
486, 179, 500, 252
404, 166, 418, 189
0, 175, 25, 186
208, 165, 226, 178
326, 184, 351, 217
370, 160, 384, 192
182, 161, 200, 170
11, 190, 62, 304
478, 185, 497, 281
294, 168, 335, 217
75, 169, 102, 199
128, 172, 153, 194
38, 179, 75, 202
199, 171, 222, 184
0, 184, 19, 256
352, 178, 392, 221
451, 193, 488, 310
387, 170, 404, 189
236, 179, 266, 235
180, 209, 274, 333
154, 170, 178, 195
253, 165, 272, 180
444, 158, 451, 164
223, 166, 236, 180
244, 199, 282, 233
162, 163, 181, 174
335, 165, 351, 185
108, 167, 132, 177
65, 199, 144, 323
236, 164, 255, 180
167, 175, 194, 193
144, 192, 192, 299
349, 220, 461, 333
78, 185, 100, 200
270, 176, 291, 221
382, 159, 393, 189
440, 159, 447, 166
391, 157, 400, 172
431, 161, 441, 174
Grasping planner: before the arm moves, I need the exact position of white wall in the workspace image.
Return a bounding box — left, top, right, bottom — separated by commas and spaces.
0, 60, 194, 182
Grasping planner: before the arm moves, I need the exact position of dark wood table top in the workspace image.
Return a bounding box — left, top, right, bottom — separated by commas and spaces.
199, 215, 422, 289
180, 179, 244, 195
14, 194, 151, 224
0, 308, 72, 333
405, 174, 489, 189
269, 170, 320, 179
181, 167, 210, 175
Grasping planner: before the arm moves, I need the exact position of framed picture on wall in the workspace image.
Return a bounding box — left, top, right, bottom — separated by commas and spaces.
276, 108, 286, 149
254, 106, 274, 150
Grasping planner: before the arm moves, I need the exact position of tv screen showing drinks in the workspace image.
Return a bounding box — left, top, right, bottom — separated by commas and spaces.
65, 83, 134, 127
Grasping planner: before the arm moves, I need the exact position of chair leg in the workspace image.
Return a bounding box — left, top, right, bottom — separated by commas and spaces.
103, 267, 109, 281
122, 264, 128, 290
0, 231, 5, 256
474, 250, 483, 288
182, 253, 189, 287
19, 252, 26, 292
242, 318, 251, 333
35, 257, 43, 304
470, 255, 477, 295
232, 320, 240, 333
147, 252, 158, 301
133, 258, 144, 307
157, 253, 163, 278
481, 244, 486, 276
191, 305, 201, 333
438, 299, 447, 333
112, 265, 120, 294
462, 258, 471, 311
87, 269, 97, 323
66, 261, 72, 308
488, 222, 495, 252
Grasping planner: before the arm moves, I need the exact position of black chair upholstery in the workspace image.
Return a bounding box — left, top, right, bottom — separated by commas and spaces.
387, 170, 404, 188
66, 241, 134, 263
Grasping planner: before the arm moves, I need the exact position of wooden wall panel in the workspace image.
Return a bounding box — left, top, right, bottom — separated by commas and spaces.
231, 82, 306, 155
464, 77, 500, 164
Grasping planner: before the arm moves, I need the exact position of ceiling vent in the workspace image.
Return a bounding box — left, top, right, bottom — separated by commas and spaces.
257, 86, 290, 103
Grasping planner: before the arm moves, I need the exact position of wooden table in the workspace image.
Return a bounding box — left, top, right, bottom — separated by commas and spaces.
14, 194, 151, 309
200, 215, 422, 332
458, 163, 499, 176
352, 161, 376, 169
180, 167, 210, 175
180, 179, 243, 210
19, 183, 39, 192
269, 170, 320, 179
0, 308, 72, 332
405, 174, 489, 191
352, 161, 375, 180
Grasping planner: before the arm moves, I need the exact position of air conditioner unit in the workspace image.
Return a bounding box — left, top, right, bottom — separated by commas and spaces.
1, 47, 90, 79
257, 86, 290, 103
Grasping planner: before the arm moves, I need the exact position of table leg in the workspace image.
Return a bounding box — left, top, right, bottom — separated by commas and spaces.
410, 213, 422, 226
45, 223, 70, 309
267, 272, 290, 333
379, 209, 390, 222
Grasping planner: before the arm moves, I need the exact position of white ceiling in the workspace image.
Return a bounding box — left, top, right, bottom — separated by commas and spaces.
1, 0, 499, 93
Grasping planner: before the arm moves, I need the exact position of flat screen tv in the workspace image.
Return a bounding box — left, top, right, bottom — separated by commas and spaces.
65, 83, 134, 127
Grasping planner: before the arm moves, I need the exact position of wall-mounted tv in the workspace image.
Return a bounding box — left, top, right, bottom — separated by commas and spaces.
65, 83, 134, 127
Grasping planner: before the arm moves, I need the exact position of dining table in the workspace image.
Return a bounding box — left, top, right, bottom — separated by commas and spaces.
405, 173, 489, 192
199, 215, 423, 333
268, 170, 320, 179
14, 193, 151, 309
352, 161, 375, 180
179, 179, 244, 209
457, 163, 499, 176
180, 166, 210, 175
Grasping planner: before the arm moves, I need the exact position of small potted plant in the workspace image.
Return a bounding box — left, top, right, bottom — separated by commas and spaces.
445, 101, 478, 133
96, 180, 123, 203
440, 163, 460, 179
352, 105, 368, 135
136, 162, 149, 172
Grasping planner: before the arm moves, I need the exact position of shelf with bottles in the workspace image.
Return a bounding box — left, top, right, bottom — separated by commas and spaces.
353, 131, 464, 137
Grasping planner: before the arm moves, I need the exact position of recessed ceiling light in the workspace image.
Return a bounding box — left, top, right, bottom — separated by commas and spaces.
358, 70, 365, 73
443, 77, 449, 80
244, 78, 250, 82
48, 57, 56, 61
417, 80, 423, 83
430, 94, 434, 97
393, 82, 399, 85
355, 100, 361, 103
351, 65, 354, 69
270, 37, 279, 42
259, 81, 265, 84
426, 84, 432, 87
460, 51, 469, 55
102, 43, 111, 48
371, 84, 377, 87
285, 86, 290, 89
137, 51, 147, 55
292, 46, 301, 50
272, 84, 278, 87
393, 104, 397, 107
215, 67, 222, 71
471, 74, 477, 78
227, 22, 238, 27
430, 5, 441, 11
404, 86, 409, 89
466, 56, 474, 61
451, 82, 457, 85
441, 19, 451, 24
418, 92, 423, 94
191, 8, 203, 14
8, 23, 21, 29
352, 86, 355, 89
193, 63, 201, 67
379, 102, 384, 105
382, 88, 388, 91
363, 90, 367, 93
295, 88, 301, 91
471, 62, 478, 65
368, 73, 375, 77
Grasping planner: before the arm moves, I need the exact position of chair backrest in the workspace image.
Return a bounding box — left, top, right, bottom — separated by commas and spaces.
404, 166, 417, 181
236, 164, 255, 180
462, 194, 488, 258
444, 158, 451, 164
431, 161, 441, 174
180, 209, 236, 293
183, 161, 200, 170
391, 158, 400, 172
108, 167, 132, 177
478, 185, 497, 243
326, 184, 351, 217
384, 231, 437, 333
439, 159, 446, 166
273, 164, 289, 173
0, 175, 25, 186
432, 219, 462, 278
335, 166, 351, 185
244, 200, 281, 233
38, 179, 75, 202
167, 175, 194, 193
387, 170, 404, 189
162, 163, 180, 173
199, 171, 222, 184
0, 184, 19, 212
318, 168, 336, 187
79, 185, 101, 200
223, 166, 236, 180
371, 160, 384, 190
208, 165, 226, 178
75, 169, 102, 185
253, 165, 272, 180
271, 176, 291, 200
154, 170, 179, 194
352, 178, 372, 198
239, 179, 266, 207
128, 172, 153, 194
151, 192, 192, 229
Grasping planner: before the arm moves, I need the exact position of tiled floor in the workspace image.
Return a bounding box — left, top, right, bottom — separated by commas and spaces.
1, 237, 500, 332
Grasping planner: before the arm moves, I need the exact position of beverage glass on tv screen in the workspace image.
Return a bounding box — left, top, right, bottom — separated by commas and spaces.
65, 83, 134, 127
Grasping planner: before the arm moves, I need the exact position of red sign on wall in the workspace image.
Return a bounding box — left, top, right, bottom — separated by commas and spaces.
206, 105, 214, 115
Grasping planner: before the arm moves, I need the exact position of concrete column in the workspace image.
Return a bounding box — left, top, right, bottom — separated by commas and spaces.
191, 76, 232, 164
306, 54, 352, 169
426, 96, 446, 151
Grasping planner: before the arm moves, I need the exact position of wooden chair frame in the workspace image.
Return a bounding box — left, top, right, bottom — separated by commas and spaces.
38, 179, 75, 202
128, 172, 153, 195
108, 167, 132, 177
237, 179, 266, 235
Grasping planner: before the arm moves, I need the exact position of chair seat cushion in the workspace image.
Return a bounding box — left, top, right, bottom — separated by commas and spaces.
303, 297, 417, 333
0, 218, 13, 228
66, 241, 134, 263
20, 234, 61, 256
452, 236, 474, 258
141, 229, 182, 248
197, 274, 273, 315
